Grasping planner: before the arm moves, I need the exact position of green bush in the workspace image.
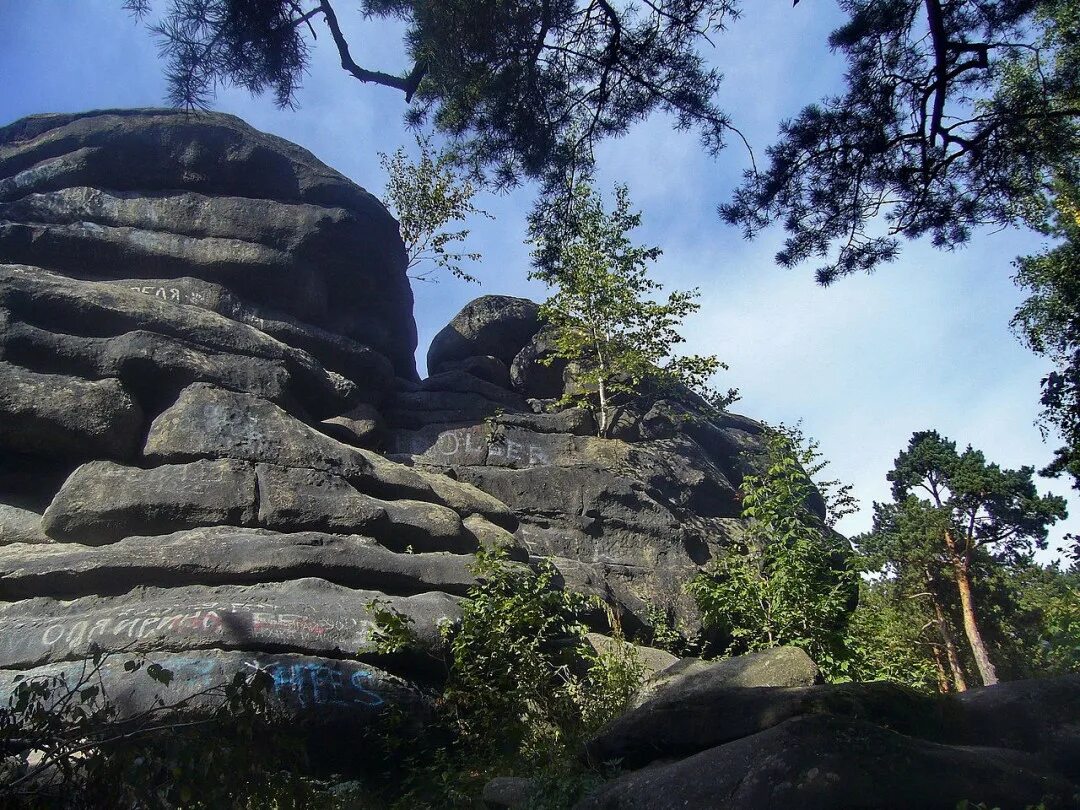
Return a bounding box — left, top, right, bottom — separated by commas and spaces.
367, 549, 646, 808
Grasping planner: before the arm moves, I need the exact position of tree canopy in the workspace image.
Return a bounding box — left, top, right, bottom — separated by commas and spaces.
528, 180, 735, 436
722, 0, 1080, 283
1012, 179, 1080, 495
863, 430, 1067, 685
126, 0, 743, 193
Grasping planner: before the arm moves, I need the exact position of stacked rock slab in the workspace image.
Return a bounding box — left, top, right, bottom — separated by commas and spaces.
386, 295, 784, 630
574, 651, 1080, 809
0, 110, 527, 753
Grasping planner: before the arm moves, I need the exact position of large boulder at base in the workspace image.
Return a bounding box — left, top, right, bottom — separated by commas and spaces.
577, 663, 1080, 808
585, 679, 942, 770
576, 714, 1079, 810
427, 295, 540, 373
633, 645, 820, 707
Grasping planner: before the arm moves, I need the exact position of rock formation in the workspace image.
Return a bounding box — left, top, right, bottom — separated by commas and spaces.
387, 294, 787, 631
0, 110, 524, 752
1, 109, 1076, 807
575, 653, 1080, 810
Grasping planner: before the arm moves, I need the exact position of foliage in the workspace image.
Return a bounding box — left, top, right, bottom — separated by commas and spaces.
1013, 179, 1080, 490
365, 549, 646, 808
860, 429, 1068, 686
853, 496, 973, 691
686, 425, 858, 678
983, 558, 1080, 677
887, 430, 1068, 562
640, 601, 699, 657
722, 0, 1080, 283
529, 180, 737, 436
0, 651, 340, 809
379, 135, 489, 283
127, 0, 744, 193
844, 577, 942, 691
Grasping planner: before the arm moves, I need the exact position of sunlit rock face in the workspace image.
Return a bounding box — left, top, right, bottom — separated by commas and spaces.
0, 109, 813, 759
0, 110, 523, 747
387, 293, 783, 632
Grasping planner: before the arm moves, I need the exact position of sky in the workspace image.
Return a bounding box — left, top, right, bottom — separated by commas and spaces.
1, 1, 1075, 561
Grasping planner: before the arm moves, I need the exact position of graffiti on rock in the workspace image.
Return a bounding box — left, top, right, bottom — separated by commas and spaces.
409, 427, 551, 467
261, 662, 384, 708
22, 600, 373, 651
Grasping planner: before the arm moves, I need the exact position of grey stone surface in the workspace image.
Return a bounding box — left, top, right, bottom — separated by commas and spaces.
428, 295, 540, 372
42, 459, 257, 545
945, 673, 1080, 782
419, 369, 528, 408
143, 384, 436, 502
0, 649, 420, 732
102, 275, 396, 396
320, 402, 385, 448
635, 646, 820, 707
0, 527, 477, 601
0, 265, 353, 418
254, 464, 473, 553
585, 679, 943, 770
0, 503, 50, 545
0, 362, 143, 461
576, 714, 1078, 810
413, 469, 518, 531
0, 577, 462, 669
482, 776, 538, 809
463, 514, 529, 561
510, 328, 568, 400
585, 633, 679, 679
438, 355, 511, 388
0, 109, 417, 378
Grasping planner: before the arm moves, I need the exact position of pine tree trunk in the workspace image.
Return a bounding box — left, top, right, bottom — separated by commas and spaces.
930, 644, 951, 694
933, 596, 967, 691
941, 529, 999, 686
953, 559, 999, 686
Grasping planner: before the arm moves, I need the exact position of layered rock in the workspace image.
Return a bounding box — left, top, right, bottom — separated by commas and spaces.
0, 110, 523, 735
3, 110, 1074, 809
573, 655, 1080, 809
387, 295, 784, 630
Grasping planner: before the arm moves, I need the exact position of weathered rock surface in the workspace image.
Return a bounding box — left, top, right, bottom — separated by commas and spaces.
586, 679, 938, 770
0, 649, 420, 736
0, 503, 50, 545
576, 669, 1080, 809
427, 295, 539, 373
0, 578, 461, 670
388, 412, 757, 630
42, 458, 258, 544
585, 633, 679, 680
0, 362, 143, 461
0, 109, 509, 744
0, 527, 478, 601
577, 713, 1078, 810
0, 109, 417, 378
633, 645, 820, 707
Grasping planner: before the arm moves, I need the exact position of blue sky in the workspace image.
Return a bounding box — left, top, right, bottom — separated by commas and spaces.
1, 1, 1075, 559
